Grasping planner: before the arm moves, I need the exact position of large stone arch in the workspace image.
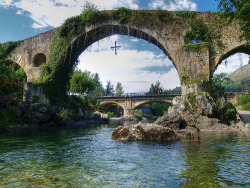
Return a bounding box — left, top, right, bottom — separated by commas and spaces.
69, 21, 178, 73
6, 11, 248, 102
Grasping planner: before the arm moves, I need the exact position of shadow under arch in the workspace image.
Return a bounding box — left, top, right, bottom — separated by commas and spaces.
100, 101, 124, 109
133, 100, 172, 110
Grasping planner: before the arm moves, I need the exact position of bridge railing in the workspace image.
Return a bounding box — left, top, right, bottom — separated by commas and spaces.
85, 91, 181, 98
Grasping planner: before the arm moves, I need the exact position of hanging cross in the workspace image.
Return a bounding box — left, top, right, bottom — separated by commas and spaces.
111, 41, 121, 55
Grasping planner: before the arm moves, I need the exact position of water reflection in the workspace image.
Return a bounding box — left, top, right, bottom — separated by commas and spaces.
0, 123, 249, 187
180, 132, 250, 187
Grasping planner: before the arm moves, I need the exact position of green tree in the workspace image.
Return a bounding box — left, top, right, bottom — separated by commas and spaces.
0, 62, 27, 98
149, 80, 163, 94
115, 82, 124, 96
211, 72, 228, 92
217, 0, 250, 46
105, 81, 114, 96
69, 69, 95, 95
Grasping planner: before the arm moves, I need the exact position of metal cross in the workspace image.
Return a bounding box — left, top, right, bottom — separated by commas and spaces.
111, 41, 121, 55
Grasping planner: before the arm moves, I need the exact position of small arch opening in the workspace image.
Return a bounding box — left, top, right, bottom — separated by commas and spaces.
33, 53, 46, 67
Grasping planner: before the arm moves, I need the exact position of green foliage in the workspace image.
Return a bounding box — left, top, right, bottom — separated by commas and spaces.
211, 73, 228, 92
148, 80, 163, 94
173, 11, 197, 19
117, 7, 132, 24
181, 73, 208, 85
56, 107, 74, 121
240, 102, 250, 111
69, 69, 95, 95
184, 18, 212, 44
105, 81, 114, 96
237, 94, 250, 106
182, 18, 212, 51
129, 10, 175, 28
38, 3, 102, 104
0, 62, 27, 98
217, 0, 250, 46
182, 42, 211, 51
0, 41, 19, 60
216, 99, 236, 123
0, 105, 23, 128
184, 100, 191, 111
31, 93, 40, 103
107, 112, 116, 118
129, 109, 143, 120
168, 87, 181, 94
115, 82, 124, 96
187, 93, 197, 112
146, 102, 171, 116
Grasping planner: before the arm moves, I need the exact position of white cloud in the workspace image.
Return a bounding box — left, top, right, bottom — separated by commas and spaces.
16, 10, 23, 15
214, 53, 249, 75
149, 0, 197, 11
0, 0, 139, 29
77, 39, 180, 93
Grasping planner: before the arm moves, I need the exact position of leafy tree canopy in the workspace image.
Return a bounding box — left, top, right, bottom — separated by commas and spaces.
211, 72, 229, 92
148, 80, 163, 94
105, 81, 114, 96
115, 82, 124, 96
69, 69, 96, 95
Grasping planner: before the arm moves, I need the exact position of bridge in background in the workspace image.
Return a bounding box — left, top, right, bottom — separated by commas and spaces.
95, 93, 181, 116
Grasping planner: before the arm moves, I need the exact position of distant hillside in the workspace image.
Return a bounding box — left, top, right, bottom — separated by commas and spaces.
227, 63, 250, 82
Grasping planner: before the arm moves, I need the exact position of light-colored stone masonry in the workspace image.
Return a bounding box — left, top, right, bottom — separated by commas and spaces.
7, 11, 249, 95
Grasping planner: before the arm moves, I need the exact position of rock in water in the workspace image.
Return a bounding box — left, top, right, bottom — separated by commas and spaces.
112, 122, 193, 141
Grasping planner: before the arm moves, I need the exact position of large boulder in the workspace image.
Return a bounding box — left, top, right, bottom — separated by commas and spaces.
112, 122, 193, 141
155, 92, 234, 131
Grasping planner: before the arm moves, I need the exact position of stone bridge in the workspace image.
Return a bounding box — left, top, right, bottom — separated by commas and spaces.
96, 94, 180, 116
6, 10, 250, 99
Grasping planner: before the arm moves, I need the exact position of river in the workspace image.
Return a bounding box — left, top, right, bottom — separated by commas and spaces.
0, 121, 249, 187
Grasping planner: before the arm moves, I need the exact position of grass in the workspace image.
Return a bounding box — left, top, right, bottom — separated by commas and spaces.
240, 102, 250, 111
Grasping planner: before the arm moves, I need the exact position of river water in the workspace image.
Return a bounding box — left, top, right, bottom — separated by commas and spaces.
0, 122, 249, 187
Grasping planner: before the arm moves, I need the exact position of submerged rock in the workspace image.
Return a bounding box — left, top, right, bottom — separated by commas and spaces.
112, 122, 193, 141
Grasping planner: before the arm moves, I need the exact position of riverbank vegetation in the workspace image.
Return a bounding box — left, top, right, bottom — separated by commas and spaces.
237, 94, 250, 111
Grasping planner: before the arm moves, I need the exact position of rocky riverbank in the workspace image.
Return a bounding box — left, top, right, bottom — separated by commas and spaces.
0, 102, 109, 133
112, 92, 250, 142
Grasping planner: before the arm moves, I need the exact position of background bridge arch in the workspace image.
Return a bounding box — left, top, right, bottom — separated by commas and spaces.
132, 99, 172, 109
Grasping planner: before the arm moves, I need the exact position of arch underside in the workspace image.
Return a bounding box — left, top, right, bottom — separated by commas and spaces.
100, 101, 124, 109
133, 100, 172, 109
213, 45, 250, 76
72, 24, 174, 66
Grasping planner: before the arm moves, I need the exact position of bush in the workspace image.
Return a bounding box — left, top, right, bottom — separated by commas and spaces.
240, 102, 250, 111
31, 93, 40, 103
117, 7, 132, 24
0, 105, 23, 128
237, 94, 250, 106
56, 107, 74, 121
129, 109, 143, 120
107, 112, 116, 117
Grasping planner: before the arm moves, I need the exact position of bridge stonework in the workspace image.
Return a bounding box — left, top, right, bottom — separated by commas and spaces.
7, 11, 250, 96
97, 94, 178, 116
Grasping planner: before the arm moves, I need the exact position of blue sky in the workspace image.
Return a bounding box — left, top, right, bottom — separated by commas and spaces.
0, 0, 249, 92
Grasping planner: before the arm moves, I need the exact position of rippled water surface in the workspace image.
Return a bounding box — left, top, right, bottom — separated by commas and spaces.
0, 122, 249, 187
